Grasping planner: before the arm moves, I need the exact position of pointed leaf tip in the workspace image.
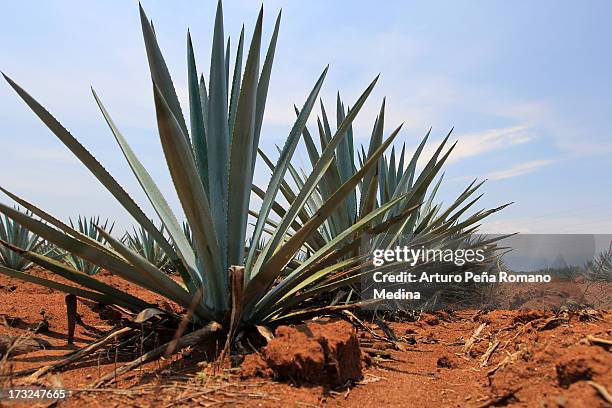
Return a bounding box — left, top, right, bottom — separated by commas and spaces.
2, 71, 14, 84
138, 2, 147, 19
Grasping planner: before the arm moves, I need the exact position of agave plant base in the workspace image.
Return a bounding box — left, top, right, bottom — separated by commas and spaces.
0, 266, 363, 388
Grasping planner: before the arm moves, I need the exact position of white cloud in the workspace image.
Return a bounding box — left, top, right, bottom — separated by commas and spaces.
449, 126, 533, 163
411, 125, 534, 168
485, 159, 556, 180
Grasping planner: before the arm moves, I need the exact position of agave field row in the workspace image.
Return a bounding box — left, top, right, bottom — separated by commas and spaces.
0, 1, 509, 333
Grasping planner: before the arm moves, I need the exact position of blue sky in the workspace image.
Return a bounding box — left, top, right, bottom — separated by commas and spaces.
1, 0, 611, 234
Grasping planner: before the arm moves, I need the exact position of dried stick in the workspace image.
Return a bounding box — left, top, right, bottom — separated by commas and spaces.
463, 323, 486, 354
29, 326, 134, 381
588, 381, 612, 405
479, 340, 500, 367
487, 346, 529, 376
342, 310, 402, 349
585, 335, 612, 347
90, 321, 222, 388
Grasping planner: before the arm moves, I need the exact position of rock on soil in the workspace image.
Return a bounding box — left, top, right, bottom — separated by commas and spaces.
241, 320, 362, 387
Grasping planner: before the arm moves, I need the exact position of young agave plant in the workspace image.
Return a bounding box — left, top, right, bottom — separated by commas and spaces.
57, 216, 113, 275
123, 224, 172, 273
0, 1, 421, 328
0, 208, 44, 271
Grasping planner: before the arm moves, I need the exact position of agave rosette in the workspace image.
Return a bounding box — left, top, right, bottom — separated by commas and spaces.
53, 215, 114, 275
0, 207, 45, 271
123, 223, 173, 273
256, 95, 509, 267
0, 1, 446, 328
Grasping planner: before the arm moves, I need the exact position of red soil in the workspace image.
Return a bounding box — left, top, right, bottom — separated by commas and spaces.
0, 269, 610, 407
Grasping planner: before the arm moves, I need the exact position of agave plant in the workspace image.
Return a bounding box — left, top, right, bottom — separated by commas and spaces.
0, 1, 426, 330
257, 95, 507, 266
251, 95, 510, 310
124, 224, 172, 273
0, 207, 44, 271
584, 243, 612, 282
56, 216, 113, 275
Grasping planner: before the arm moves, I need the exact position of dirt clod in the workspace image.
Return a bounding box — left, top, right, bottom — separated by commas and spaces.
512, 310, 544, 324
423, 315, 440, 326
241, 320, 362, 387
436, 355, 455, 369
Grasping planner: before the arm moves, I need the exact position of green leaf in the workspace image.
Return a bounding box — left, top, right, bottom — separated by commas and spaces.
251, 10, 282, 171
228, 26, 245, 137
199, 74, 209, 135
207, 0, 230, 264
257, 149, 315, 227
153, 83, 226, 313
225, 37, 231, 94
91, 89, 198, 289
335, 96, 357, 223
299, 116, 321, 169
188, 31, 209, 193
360, 98, 385, 215
421, 179, 485, 233
245, 67, 328, 275
139, 4, 189, 140
227, 9, 263, 267
395, 128, 432, 197
396, 143, 406, 182
251, 185, 324, 249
